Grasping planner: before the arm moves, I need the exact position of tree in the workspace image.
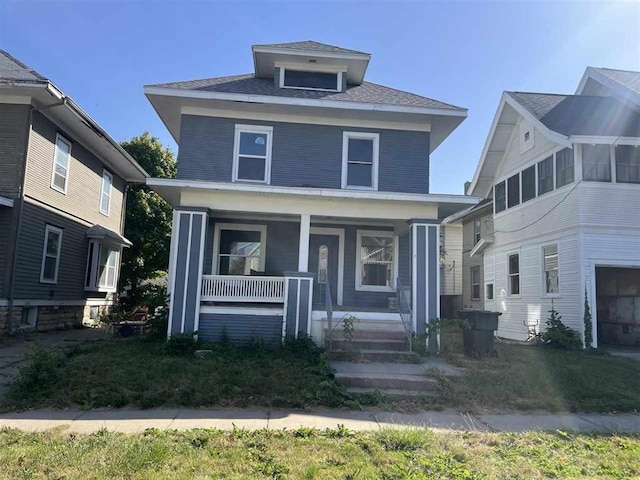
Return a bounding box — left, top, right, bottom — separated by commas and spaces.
119, 132, 176, 301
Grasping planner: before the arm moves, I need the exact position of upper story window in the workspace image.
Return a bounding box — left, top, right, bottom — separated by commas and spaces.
281, 69, 341, 92
100, 170, 113, 216
522, 165, 536, 203
342, 132, 379, 190
473, 218, 481, 245
538, 156, 554, 195
582, 144, 611, 182
233, 125, 273, 184
51, 134, 72, 194
40, 225, 63, 284
615, 145, 640, 184
507, 173, 520, 208
494, 181, 506, 213
555, 148, 574, 188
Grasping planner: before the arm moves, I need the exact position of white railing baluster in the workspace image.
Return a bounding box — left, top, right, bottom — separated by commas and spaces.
200, 275, 286, 303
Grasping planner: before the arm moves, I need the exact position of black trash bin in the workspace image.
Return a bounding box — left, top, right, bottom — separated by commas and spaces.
457, 310, 501, 356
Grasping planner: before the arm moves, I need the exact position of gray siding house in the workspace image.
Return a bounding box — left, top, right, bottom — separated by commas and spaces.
0, 51, 147, 334
145, 41, 476, 347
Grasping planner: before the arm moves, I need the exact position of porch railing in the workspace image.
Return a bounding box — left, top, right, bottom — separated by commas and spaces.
201, 275, 285, 303
396, 278, 414, 351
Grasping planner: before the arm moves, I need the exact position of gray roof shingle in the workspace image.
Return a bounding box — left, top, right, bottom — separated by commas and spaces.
507, 91, 640, 137
0, 50, 47, 84
148, 73, 465, 111
594, 67, 640, 96
252, 40, 369, 56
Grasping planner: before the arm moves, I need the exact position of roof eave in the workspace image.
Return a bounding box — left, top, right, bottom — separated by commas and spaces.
251, 45, 371, 61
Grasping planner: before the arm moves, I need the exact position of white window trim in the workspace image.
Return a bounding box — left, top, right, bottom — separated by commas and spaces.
100, 169, 113, 216
232, 125, 273, 184
541, 244, 560, 298
279, 67, 342, 93
355, 229, 397, 292
507, 251, 521, 297
40, 225, 63, 284
212, 223, 267, 275
84, 240, 121, 293
341, 132, 380, 191
51, 133, 72, 194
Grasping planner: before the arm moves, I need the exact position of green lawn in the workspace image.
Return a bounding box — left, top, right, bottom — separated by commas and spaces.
3, 333, 640, 413
0, 427, 638, 479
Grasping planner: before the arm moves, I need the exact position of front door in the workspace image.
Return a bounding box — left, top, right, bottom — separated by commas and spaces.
308, 234, 339, 306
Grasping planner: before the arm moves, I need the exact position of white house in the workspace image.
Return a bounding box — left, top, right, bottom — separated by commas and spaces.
467, 67, 640, 348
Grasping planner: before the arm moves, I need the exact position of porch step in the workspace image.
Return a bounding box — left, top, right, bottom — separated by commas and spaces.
328, 350, 420, 363
332, 362, 439, 393
328, 338, 409, 351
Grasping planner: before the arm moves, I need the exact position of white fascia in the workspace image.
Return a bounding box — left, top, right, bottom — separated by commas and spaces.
570, 135, 640, 146
147, 177, 480, 206
252, 46, 370, 61
143, 86, 468, 118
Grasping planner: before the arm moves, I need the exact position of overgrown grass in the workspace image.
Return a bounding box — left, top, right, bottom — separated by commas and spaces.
437, 326, 640, 413
3, 337, 353, 411
0, 427, 638, 479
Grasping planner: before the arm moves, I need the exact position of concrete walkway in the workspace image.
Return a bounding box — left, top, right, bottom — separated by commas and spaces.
0, 408, 639, 434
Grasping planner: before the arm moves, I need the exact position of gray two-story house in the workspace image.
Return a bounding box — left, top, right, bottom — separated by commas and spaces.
145, 41, 476, 347
0, 51, 147, 334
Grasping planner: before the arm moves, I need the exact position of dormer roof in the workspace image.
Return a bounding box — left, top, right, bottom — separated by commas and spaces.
252, 40, 371, 85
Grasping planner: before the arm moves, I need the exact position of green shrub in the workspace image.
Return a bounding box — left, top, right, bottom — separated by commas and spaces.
163, 333, 201, 356
542, 303, 582, 350
8, 346, 65, 402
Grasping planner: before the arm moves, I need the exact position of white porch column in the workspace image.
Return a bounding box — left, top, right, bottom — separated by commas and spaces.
298, 213, 311, 271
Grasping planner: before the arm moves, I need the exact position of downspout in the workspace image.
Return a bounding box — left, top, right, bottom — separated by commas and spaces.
7, 99, 66, 333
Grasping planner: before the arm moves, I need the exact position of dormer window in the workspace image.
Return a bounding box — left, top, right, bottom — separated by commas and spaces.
281, 68, 341, 92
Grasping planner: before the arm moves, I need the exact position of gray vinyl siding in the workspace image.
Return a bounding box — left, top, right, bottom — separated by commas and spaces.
0, 103, 30, 198
0, 208, 14, 296
199, 313, 282, 344
12, 201, 98, 300
177, 114, 430, 194
24, 111, 126, 232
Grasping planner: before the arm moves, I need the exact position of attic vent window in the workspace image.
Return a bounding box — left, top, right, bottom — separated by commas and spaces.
282, 69, 340, 92
524, 131, 530, 141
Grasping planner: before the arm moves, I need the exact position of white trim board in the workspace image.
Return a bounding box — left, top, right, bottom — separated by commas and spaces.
310, 226, 345, 305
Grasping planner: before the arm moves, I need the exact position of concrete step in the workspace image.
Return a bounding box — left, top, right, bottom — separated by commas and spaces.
325, 329, 408, 341
328, 338, 410, 352
347, 387, 435, 398
328, 350, 420, 363
336, 372, 438, 392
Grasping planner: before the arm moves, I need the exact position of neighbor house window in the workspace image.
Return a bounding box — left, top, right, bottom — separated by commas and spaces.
356, 231, 394, 291
542, 244, 559, 295
521, 165, 536, 202
281, 69, 340, 91
494, 181, 506, 213
40, 225, 63, 283
582, 144, 611, 182
51, 134, 72, 194
507, 173, 520, 208
555, 148, 574, 188
538, 156, 554, 195
486, 283, 494, 300
615, 145, 640, 184
214, 224, 266, 275
232, 125, 273, 183
473, 218, 481, 245
471, 267, 480, 300
508, 253, 520, 296
100, 170, 113, 216
85, 240, 121, 292
342, 132, 379, 190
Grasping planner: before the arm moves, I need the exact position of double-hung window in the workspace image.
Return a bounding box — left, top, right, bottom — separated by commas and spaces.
555, 148, 574, 188
40, 225, 63, 283
542, 244, 559, 295
356, 231, 395, 291
471, 267, 480, 300
521, 165, 536, 202
615, 145, 640, 184
342, 132, 379, 190
214, 224, 266, 275
582, 144, 611, 182
233, 125, 273, 184
51, 134, 72, 194
538, 156, 554, 195
100, 170, 113, 216
494, 181, 506, 213
508, 253, 520, 296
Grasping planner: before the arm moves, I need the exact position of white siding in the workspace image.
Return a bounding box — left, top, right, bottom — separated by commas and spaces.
577, 182, 640, 231
441, 224, 462, 296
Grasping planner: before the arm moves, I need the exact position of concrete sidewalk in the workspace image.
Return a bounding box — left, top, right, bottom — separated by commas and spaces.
0, 408, 639, 434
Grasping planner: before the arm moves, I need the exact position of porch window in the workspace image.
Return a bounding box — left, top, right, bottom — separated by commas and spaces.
494, 181, 506, 213
508, 253, 520, 296
214, 224, 266, 275
342, 132, 379, 190
507, 173, 520, 208
542, 244, 559, 295
582, 144, 611, 182
471, 267, 480, 300
51, 134, 71, 194
555, 148, 574, 188
85, 240, 120, 292
521, 165, 536, 202
40, 225, 63, 283
356, 231, 394, 291
232, 125, 272, 183
537, 156, 554, 195
615, 145, 640, 184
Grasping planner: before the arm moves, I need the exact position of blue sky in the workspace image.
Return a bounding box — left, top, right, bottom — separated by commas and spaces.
1, 1, 639, 194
